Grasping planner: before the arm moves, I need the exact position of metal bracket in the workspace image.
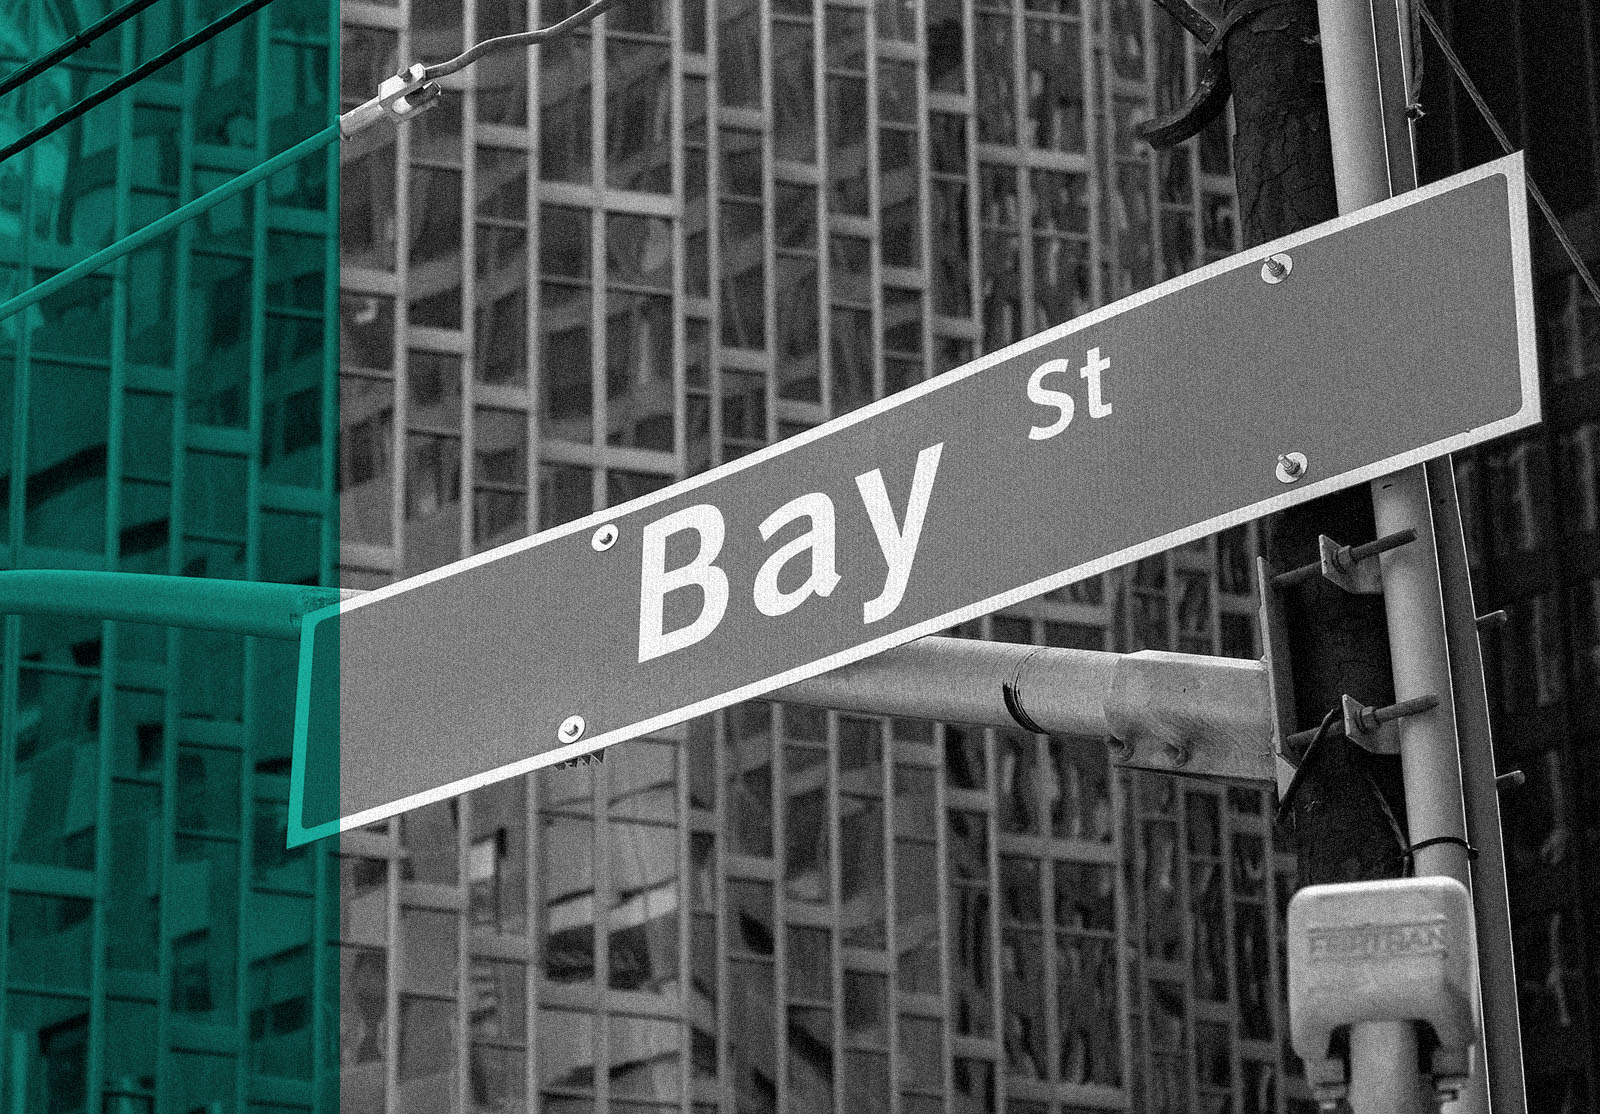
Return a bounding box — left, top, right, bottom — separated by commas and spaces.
1281, 693, 1440, 757
1495, 769, 1525, 792
1341, 694, 1398, 754
1318, 534, 1383, 594
1256, 556, 1302, 799
554, 750, 604, 770
1101, 649, 1275, 784
1138, 52, 1232, 149
1271, 528, 1417, 594
1341, 693, 1440, 756
1151, 0, 1222, 44
1137, 0, 1299, 149
339, 62, 444, 138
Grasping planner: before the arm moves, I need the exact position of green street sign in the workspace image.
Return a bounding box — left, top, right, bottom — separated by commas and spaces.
290, 154, 1537, 845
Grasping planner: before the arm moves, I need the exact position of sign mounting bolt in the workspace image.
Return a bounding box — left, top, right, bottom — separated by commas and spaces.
558, 715, 586, 744
1276, 452, 1308, 483
591, 524, 618, 552
1261, 253, 1293, 284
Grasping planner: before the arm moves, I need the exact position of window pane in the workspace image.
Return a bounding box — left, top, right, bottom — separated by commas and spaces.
608, 820, 680, 991
401, 907, 458, 996
606, 39, 672, 192
606, 293, 675, 451
470, 778, 529, 933
471, 1044, 527, 1112
543, 814, 595, 982
541, 283, 594, 442
7, 895, 92, 990
540, 34, 591, 183
609, 1015, 681, 1099
540, 1008, 595, 1092
773, 24, 816, 162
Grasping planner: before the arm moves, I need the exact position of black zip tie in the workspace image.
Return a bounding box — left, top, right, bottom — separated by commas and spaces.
1001, 648, 1050, 736
1408, 834, 1477, 861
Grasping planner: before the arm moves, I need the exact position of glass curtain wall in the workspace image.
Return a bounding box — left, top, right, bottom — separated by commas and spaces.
338, 1, 1306, 1112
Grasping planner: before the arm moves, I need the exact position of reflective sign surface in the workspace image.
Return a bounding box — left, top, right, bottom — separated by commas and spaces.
292, 155, 1537, 843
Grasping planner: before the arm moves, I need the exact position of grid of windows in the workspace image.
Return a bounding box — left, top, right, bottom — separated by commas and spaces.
336, 1, 1315, 1112
0, 0, 338, 1111
1415, 1, 1600, 1104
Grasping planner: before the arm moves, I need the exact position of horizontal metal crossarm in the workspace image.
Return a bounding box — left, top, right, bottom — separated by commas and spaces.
0, 572, 1275, 786
771, 636, 1276, 784
0, 570, 352, 640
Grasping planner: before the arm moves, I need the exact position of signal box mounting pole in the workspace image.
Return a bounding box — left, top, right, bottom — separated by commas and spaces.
1314, 1, 1523, 1111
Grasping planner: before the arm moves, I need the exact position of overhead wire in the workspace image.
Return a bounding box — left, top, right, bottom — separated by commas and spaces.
0, 0, 279, 167
0, 0, 163, 99
421, 0, 620, 80
1, 0, 611, 316
1, 0, 613, 316
0, 122, 339, 325
1272, 706, 1341, 830
1359, 762, 1412, 874
1417, 0, 1600, 312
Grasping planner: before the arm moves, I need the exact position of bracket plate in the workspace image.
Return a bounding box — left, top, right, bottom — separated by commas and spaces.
1341, 694, 1400, 755
1256, 555, 1302, 799
1318, 534, 1385, 594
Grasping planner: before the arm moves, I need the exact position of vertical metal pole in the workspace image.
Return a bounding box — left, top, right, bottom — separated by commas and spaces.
1348, 1021, 1433, 1112
1314, 1, 1520, 1112
1366, 473, 1472, 888
1370, 468, 1480, 1114
1428, 459, 1528, 1114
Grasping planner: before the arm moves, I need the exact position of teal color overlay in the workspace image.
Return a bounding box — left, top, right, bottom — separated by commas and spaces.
288, 605, 339, 845
0, 0, 339, 1109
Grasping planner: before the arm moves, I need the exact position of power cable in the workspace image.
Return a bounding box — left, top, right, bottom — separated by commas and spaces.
0, 0, 613, 319
420, 0, 620, 80
0, 0, 164, 100
1273, 706, 1341, 830
1358, 762, 1412, 873
0, 0, 278, 168
0, 122, 339, 325
1417, 0, 1600, 311
342, 0, 623, 136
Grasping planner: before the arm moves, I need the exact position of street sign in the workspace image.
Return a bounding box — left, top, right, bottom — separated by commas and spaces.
290, 153, 1537, 844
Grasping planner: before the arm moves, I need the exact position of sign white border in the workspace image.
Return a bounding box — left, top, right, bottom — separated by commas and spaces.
291, 153, 1538, 842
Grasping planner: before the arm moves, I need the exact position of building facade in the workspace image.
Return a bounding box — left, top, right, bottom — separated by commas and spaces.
2, 1, 1592, 1112
336, 2, 1307, 1112
0, 0, 339, 1110
1416, 3, 1600, 1110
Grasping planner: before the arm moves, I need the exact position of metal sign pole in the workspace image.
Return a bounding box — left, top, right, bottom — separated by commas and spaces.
1314, 0, 1522, 1111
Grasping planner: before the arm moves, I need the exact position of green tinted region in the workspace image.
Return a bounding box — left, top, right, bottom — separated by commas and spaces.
0, 0, 337, 1110
292, 612, 341, 841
